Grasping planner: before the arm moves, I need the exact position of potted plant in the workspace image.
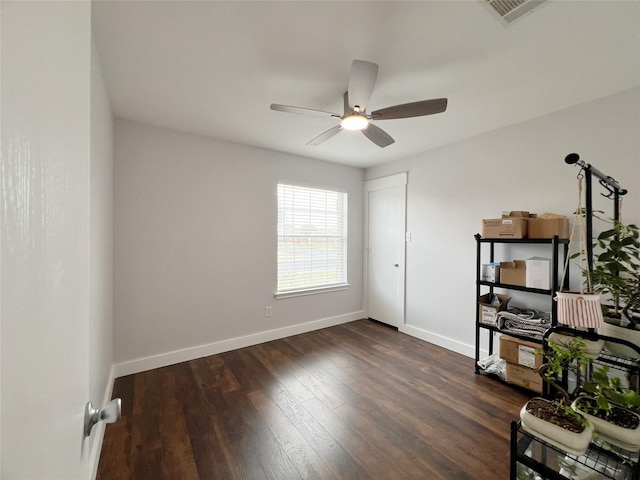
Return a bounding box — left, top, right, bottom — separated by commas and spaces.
548, 330, 604, 360
590, 219, 640, 358
571, 365, 640, 451
520, 337, 594, 455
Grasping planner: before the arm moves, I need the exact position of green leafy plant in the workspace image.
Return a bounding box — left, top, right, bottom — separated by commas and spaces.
581, 365, 640, 415
592, 220, 640, 323
535, 337, 591, 424
571, 214, 640, 326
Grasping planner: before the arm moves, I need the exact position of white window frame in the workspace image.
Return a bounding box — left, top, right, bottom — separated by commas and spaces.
275, 184, 349, 299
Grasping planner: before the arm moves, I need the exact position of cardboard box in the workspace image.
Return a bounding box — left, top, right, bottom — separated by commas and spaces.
502, 211, 534, 218
482, 217, 528, 239
526, 257, 551, 290
478, 293, 510, 326
505, 361, 543, 393
499, 335, 542, 368
528, 217, 570, 239
500, 260, 526, 286
481, 263, 500, 283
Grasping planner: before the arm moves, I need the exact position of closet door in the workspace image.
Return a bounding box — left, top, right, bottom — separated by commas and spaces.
364, 173, 407, 327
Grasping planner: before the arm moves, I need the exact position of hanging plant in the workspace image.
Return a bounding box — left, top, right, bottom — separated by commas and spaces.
569, 212, 640, 357
591, 219, 640, 325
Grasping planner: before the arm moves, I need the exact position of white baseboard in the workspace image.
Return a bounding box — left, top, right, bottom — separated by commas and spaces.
399, 324, 478, 359
113, 311, 364, 378
89, 365, 116, 480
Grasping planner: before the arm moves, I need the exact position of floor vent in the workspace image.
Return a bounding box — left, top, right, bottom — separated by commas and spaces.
486, 0, 546, 24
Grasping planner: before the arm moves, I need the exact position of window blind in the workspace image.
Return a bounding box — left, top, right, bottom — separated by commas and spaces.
277, 184, 347, 293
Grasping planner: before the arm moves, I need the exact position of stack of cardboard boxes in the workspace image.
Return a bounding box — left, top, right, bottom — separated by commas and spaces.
480, 211, 570, 289
499, 335, 543, 393
481, 211, 570, 240
481, 211, 531, 239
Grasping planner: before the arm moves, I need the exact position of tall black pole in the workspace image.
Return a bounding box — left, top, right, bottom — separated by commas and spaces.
585, 168, 593, 275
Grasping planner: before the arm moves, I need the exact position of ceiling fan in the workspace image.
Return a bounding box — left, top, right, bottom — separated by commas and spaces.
270, 60, 448, 148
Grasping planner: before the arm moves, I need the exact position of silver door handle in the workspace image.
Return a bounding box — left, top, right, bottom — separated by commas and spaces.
84, 398, 121, 437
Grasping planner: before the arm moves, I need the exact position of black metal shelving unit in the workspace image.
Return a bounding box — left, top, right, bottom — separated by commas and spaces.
511, 331, 640, 479
509, 154, 636, 479
511, 420, 640, 480
510, 327, 640, 479
474, 234, 570, 375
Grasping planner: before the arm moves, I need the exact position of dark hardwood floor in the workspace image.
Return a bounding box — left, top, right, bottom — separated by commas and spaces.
97, 319, 532, 479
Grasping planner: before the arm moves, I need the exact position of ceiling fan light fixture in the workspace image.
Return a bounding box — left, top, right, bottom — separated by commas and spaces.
341, 114, 369, 131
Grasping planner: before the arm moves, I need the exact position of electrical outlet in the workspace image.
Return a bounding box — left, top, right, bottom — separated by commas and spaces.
265, 306, 272, 317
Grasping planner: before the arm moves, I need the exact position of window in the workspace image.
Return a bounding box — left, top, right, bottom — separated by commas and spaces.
277, 184, 348, 296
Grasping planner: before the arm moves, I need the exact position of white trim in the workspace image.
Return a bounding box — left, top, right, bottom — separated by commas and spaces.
400, 324, 478, 359
89, 365, 116, 480
113, 311, 364, 378
364, 172, 408, 191
275, 283, 350, 299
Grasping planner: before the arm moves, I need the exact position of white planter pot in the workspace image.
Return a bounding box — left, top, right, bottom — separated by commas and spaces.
572, 398, 640, 451
599, 322, 640, 359
520, 398, 593, 456
548, 332, 604, 360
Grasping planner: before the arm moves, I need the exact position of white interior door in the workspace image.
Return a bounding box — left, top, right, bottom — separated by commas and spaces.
364, 173, 407, 327
1, 3, 92, 478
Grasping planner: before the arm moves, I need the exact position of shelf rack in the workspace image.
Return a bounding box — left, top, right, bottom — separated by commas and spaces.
474, 234, 570, 375
511, 420, 640, 480
506, 155, 635, 478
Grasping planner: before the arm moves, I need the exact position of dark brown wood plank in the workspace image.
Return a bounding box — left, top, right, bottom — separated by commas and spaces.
248, 389, 339, 479
97, 319, 532, 480
97, 374, 134, 480
265, 379, 373, 480
130, 370, 164, 479
156, 365, 200, 480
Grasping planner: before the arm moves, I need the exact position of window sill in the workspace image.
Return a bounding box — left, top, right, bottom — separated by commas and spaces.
274, 284, 350, 299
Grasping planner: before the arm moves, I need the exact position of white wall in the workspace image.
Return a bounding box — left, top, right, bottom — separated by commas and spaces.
365, 87, 640, 357
113, 119, 364, 372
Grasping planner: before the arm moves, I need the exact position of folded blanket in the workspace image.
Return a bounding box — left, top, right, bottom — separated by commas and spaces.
497, 308, 551, 340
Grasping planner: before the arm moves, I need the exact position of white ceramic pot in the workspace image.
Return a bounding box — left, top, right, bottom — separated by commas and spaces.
520, 398, 593, 456
599, 322, 640, 359
572, 398, 640, 451
548, 332, 604, 360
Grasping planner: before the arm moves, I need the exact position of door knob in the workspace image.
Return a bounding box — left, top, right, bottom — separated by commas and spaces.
84, 398, 121, 437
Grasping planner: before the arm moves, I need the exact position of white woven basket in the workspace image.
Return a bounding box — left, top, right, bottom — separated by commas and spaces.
556, 290, 604, 328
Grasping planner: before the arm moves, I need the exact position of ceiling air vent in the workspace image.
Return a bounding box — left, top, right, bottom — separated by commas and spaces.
486, 0, 546, 24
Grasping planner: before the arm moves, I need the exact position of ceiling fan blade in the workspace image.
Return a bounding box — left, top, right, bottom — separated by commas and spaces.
362, 124, 395, 148
271, 104, 339, 118
370, 98, 448, 120
307, 125, 342, 146
348, 60, 378, 111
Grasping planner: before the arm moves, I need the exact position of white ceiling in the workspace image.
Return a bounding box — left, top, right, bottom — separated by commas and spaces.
91, 1, 640, 169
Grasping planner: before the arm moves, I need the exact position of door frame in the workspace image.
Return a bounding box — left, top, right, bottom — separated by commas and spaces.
363, 172, 407, 327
